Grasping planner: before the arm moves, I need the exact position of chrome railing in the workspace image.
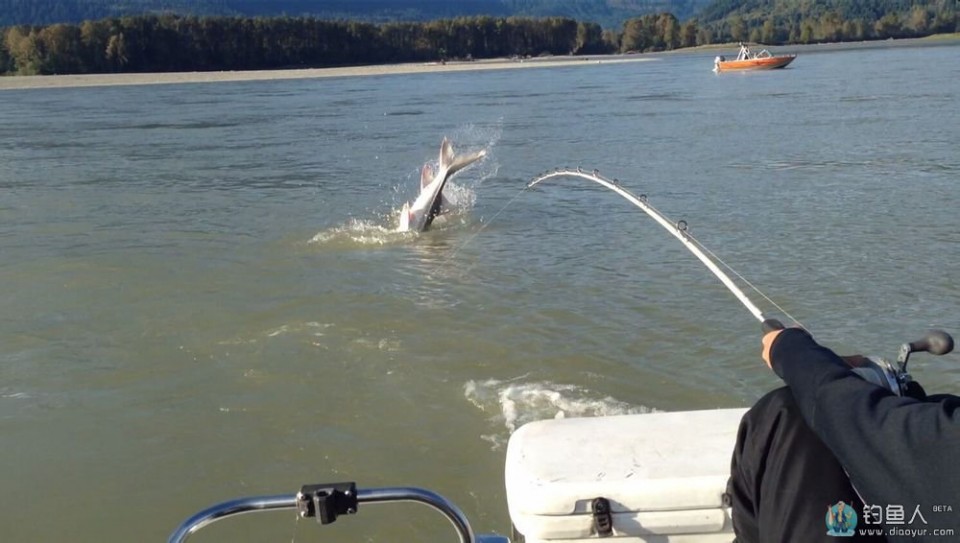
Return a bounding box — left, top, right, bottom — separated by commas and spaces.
168, 483, 508, 543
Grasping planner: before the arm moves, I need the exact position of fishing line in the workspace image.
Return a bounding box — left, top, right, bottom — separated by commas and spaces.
526, 167, 804, 329
435, 185, 531, 270
434, 166, 802, 332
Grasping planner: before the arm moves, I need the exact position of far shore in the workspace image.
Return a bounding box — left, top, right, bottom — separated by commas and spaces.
1, 34, 956, 91
0, 55, 656, 91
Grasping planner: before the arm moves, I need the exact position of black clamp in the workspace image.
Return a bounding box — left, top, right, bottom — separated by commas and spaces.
296, 482, 359, 525
592, 497, 613, 537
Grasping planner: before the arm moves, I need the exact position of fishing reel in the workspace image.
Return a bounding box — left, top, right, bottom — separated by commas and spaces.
763, 320, 954, 397
853, 330, 954, 397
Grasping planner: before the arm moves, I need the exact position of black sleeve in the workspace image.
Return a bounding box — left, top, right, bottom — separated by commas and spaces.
769, 328, 960, 524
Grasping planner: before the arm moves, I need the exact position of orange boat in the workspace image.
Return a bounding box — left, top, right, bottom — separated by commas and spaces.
714, 43, 796, 72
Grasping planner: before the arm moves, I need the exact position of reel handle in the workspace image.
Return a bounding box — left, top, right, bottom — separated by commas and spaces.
908, 330, 954, 356
761, 319, 785, 334
898, 329, 955, 374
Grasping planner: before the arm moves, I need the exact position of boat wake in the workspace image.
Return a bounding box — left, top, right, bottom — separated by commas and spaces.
464, 377, 656, 450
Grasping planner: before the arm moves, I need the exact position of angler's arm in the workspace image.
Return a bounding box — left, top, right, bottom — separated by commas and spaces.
769, 329, 960, 511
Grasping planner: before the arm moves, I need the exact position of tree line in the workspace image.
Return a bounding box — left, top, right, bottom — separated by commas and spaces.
0, 7, 956, 76
0, 0, 709, 29
0, 16, 611, 75
699, 1, 957, 45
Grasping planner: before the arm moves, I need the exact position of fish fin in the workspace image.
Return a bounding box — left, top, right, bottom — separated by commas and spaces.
420, 163, 433, 189
447, 149, 486, 177
398, 202, 410, 232
439, 137, 454, 170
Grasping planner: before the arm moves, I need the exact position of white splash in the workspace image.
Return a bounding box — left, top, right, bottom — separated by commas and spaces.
464, 378, 656, 449
310, 218, 408, 246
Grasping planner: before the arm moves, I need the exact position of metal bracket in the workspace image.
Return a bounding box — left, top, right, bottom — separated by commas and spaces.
591, 497, 613, 537
897, 343, 912, 371
296, 482, 359, 525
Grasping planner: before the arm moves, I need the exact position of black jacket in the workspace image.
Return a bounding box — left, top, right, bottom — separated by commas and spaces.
771, 328, 960, 542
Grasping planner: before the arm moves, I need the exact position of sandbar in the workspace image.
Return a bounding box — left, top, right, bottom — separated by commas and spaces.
0, 55, 657, 91
3, 35, 955, 91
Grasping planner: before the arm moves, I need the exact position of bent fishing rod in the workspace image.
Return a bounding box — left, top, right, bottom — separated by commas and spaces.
527, 167, 789, 331
525, 167, 954, 393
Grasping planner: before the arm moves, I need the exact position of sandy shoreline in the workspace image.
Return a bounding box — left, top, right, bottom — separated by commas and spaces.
2, 35, 955, 91
0, 55, 657, 91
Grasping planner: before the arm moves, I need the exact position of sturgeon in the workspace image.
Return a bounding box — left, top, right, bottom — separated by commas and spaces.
398, 138, 486, 232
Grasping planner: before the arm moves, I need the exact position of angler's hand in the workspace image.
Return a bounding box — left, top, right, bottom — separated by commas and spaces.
761, 329, 784, 369
762, 327, 861, 371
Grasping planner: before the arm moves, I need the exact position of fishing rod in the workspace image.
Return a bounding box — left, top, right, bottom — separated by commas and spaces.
526, 167, 954, 394
527, 167, 788, 329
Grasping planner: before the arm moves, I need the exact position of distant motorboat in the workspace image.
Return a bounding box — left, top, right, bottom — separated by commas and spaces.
714, 42, 796, 72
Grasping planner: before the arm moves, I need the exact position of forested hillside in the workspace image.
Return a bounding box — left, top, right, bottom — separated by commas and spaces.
0, 15, 615, 76
0, 0, 712, 28
502, 0, 711, 23
0, 1, 956, 77
699, 0, 941, 23
695, 0, 957, 44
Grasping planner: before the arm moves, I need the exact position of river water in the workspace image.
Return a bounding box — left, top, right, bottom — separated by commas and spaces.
2, 42, 959, 542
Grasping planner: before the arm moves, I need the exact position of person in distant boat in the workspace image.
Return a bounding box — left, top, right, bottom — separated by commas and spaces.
727, 327, 960, 543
